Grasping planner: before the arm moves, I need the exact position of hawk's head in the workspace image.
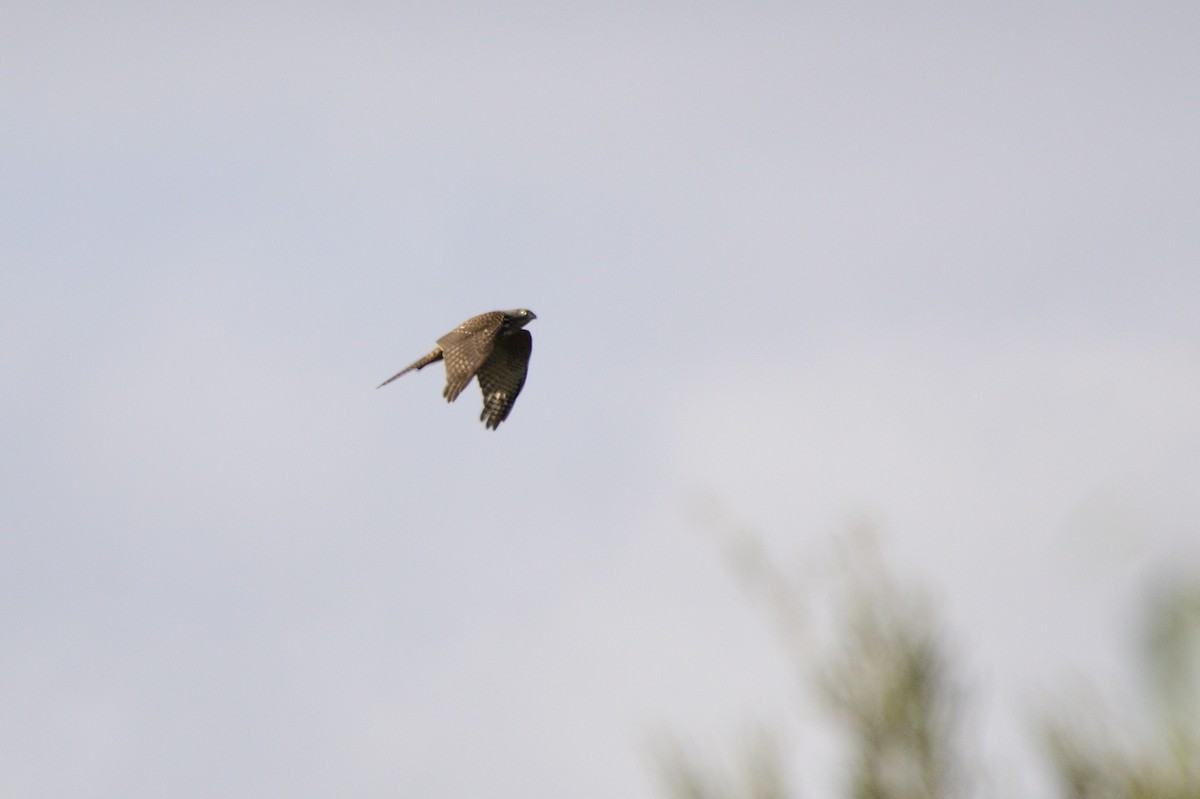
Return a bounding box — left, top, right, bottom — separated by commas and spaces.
503, 309, 537, 331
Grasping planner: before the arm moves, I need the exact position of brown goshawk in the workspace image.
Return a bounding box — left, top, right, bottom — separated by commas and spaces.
377, 309, 536, 429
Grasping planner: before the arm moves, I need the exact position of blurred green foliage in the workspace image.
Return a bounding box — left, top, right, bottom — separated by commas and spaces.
1043, 578, 1200, 799
658, 519, 1199, 799
817, 565, 960, 799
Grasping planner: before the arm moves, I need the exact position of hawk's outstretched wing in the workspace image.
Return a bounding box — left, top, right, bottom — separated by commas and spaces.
435, 312, 506, 402
476, 330, 532, 430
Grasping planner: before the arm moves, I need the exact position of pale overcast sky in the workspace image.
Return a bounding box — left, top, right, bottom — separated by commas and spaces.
3, 2, 1199, 797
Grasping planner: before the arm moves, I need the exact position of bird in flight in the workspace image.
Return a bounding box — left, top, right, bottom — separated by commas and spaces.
377, 309, 537, 429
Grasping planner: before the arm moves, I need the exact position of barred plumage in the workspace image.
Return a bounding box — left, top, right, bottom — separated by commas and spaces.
377, 309, 536, 429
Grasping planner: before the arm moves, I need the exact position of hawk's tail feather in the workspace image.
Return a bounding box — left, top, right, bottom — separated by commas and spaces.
376, 348, 443, 389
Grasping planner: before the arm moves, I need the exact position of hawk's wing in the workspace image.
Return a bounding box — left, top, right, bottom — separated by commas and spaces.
436, 311, 506, 402
476, 329, 532, 429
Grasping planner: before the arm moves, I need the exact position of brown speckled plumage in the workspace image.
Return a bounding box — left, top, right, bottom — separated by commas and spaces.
377, 309, 536, 429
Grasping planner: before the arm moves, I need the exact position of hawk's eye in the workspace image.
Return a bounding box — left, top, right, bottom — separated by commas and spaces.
519, 310, 528, 316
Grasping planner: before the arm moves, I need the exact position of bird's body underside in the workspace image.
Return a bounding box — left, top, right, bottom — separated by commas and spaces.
377, 309, 536, 429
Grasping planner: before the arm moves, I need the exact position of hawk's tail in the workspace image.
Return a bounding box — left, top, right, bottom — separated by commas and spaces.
376, 348, 443, 389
